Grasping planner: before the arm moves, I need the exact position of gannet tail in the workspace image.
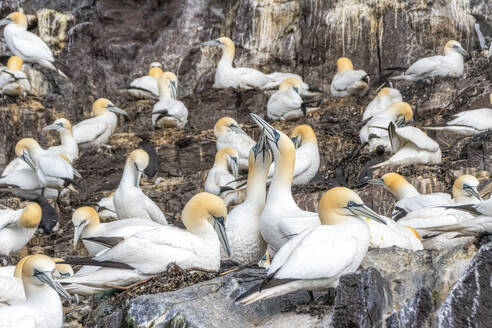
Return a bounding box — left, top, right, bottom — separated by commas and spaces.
39, 59, 69, 79
236, 278, 296, 305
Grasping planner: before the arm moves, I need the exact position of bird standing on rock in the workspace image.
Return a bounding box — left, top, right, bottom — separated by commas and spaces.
204, 147, 240, 206
0, 55, 30, 97
152, 71, 188, 129
330, 57, 369, 97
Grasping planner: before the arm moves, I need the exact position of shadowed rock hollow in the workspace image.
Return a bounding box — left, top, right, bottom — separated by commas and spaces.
0, 1, 491, 327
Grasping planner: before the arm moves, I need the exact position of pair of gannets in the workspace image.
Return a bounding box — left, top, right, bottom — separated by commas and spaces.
360, 101, 413, 152
128, 62, 163, 99
237, 187, 386, 305
67, 192, 230, 274
204, 147, 239, 206
372, 122, 441, 168
391, 41, 468, 81
201, 37, 308, 91
330, 57, 369, 97
0, 255, 69, 328
72, 98, 128, 148
267, 78, 320, 120
362, 87, 403, 121
152, 71, 188, 129
0, 12, 68, 79
214, 117, 256, 170
424, 93, 492, 136
0, 56, 30, 97
113, 149, 167, 224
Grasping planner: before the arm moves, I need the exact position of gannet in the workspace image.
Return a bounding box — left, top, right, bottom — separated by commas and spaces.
0, 12, 68, 79
72, 98, 128, 148
330, 57, 369, 97
423, 94, 492, 136
96, 194, 117, 219
0, 255, 31, 306
372, 122, 441, 168
0, 255, 69, 328
267, 78, 320, 120
128, 62, 163, 99
236, 187, 386, 305
0, 55, 30, 97
214, 116, 255, 170
250, 113, 319, 254
391, 41, 468, 81
201, 37, 309, 90
113, 149, 167, 224
0, 203, 41, 258
360, 101, 413, 151
204, 147, 239, 206
226, 132, 271, 264
152, 71, 188, 129
70, 193, 230, 274
72, 207, 160, 255
362, 87, 403, 121
366, 216, 423, 251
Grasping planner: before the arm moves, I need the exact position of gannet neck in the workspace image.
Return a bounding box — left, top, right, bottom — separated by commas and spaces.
148, 67, 163, 79
7, 12, 28, 29
396, 184, 420, 199
120, 158, 138, 187
214, 147, 237, 171
291, 125, 317, 145
245, 155, 270, 206
158, 76, 172, 99
58, 128, 77, 155
270, 135, 295, 191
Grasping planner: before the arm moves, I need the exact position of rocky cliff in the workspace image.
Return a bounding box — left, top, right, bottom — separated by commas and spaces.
0, 1, 491, 327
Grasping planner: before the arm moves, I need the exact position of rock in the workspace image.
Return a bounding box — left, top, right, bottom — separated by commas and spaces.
386, 288, 433, 328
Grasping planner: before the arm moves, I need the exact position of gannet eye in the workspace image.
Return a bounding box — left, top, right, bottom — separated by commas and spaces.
347, 201, 356, 207
33, 269, 41, 276
462, 183, 470, 189
215, 216, 225, 223
61, 272, 71, 277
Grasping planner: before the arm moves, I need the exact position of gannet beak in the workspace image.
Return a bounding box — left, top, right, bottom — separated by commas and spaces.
35, 270, 71, 300
456, 46, 469, 57
73, 221, 88, 248
367, 178, 385, 186
43, 123, 61, 131
213, 216, 230, 257
463, 184, 482, 201
107, 104, 128, 116
134, 163, 143, 187
229, 123, 250, 137
169, 80, 178, 99
250, 113, 279, 148
0, 18, 11, 26
229, 156, 239, 179
20, 150, 36, 171
347, 203, 387, 225
293, 87, 300, 94
395, 116, 406, 127
291, 136, 301, 149
253, 130, 270, 160
201, 39, 221, 47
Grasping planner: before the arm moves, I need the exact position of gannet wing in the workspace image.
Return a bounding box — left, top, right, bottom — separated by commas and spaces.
235, 67, 273, 88
0, 276, 26, 306
398, 207, 474, 231
166, 100, 188, 121
129, 76, 159, 97
10, 31, 54, 62
448, 109, 492, 131
0, 209, 21, 230
72, 117, 107, 145
1, 158, 30, 177
419, 215, 492, 235
332, 70, 366, 92
395, 126, 440, 152
278, 213, 320, 240
393, 193, 453, 219
405, 56, 441, 78
140, 193, 167, 225
38, 155, 74, 180
0, 316, 36, 328
293, 152, 313, 179
0, 168, 41, 190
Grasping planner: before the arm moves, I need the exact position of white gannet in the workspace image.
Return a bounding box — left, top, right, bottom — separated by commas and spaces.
204, 147, 239, 206
372, 122, 441, 168
0, 203, 41, 258
250, 113, 319, 254
152, 71, 188, 129
0, 12, 68, 79
96, 193, 117, 219
423, 93, 492, 136
214, 116, 255, 170
0, 255, 32, 306
0, 55, 30, 97
226, 132, 271, 264
391, 40, 468, 81
72, 98, 128, 148
267, 78, 320, 120
201, 37, 309, 90
74, 192, 230, 274
365, 216, 423, 251
0, 255, 70, 328
72, 207, 160, 256
236, 187, 386, 305
362, 87, 403, 121
361, 101, 413, 151
128, 62, 163, 99
330, 57, 369, 97
113, 149, 167, 224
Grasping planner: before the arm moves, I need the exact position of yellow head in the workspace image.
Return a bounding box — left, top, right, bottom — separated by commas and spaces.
4, 12, 28, 28
18, 203, 42, 228
279, 78, 302, 93
214, 117, 238, 135
128, 149, 149, 171
72, 206, 100, 230
157, 71, 178, 98
444, 40, 468, 56
389, 101, 413, 123
53, 258, 74, 277
15, 138, 40, 157
452, 175, 481, 201
92, 98, 127, 117
14, 255, 33, 278
149, 67, 164, 79
382, 173, 411, 192
7, 56, 23, 71
377, 87, 401, 100
215, 147, 238, 166
290, 125, 317, 146
217, 37, 235, 57
336, 57, 354, 73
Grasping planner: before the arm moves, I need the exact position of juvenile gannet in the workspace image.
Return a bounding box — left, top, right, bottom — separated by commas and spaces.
0, 255, 69, 328
201, 37, 308, 90
128, 62, 163, 99
0, 55, 30, 97
267, 78, 320, 120
204, 147, 239, 206
330, 57, 369, 97
0, 203, 41, 258
113, 149, 167, 224
72, 98, 128, 148
236, 187, 386, 305
362, 87, 403, 121
0, 12, 68, 79
214, 116, 255, 170
360, 101, 413, 151
226, 132, 271, 264
372, 122, 441, 168
70, 193, 230, 274
72, 207, 160, 255
152, 71, 188, 129
391, 41, 468, 81
250, 113, 319, 254
423, 94, 492, 136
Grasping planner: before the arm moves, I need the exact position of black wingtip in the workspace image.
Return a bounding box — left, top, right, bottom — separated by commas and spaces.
62, 257, 134, 270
